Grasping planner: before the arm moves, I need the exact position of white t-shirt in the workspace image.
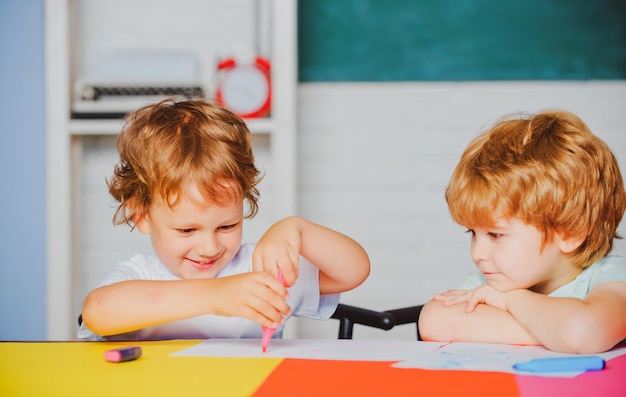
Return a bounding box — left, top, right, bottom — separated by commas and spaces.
78, 243, 339, 341
455, 255, 626, 298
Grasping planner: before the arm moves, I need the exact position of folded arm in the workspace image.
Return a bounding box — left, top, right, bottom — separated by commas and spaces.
418, 298, 539, 346
419, 281, 626, 353
504, 282, 626, 353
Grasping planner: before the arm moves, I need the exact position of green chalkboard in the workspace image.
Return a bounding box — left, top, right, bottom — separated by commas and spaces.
297, 0, 626, 81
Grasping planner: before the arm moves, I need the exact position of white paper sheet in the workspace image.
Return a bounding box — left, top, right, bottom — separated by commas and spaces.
171, 339, 626, 378
171, 338, 444, 361
392, 342, 626, 377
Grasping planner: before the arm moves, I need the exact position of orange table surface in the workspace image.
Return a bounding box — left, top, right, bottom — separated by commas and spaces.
1, 340, 624, 397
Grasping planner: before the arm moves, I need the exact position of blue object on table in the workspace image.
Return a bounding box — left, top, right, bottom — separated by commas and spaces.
513, 356, 606, 373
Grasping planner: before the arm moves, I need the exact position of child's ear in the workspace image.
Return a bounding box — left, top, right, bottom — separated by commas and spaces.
134, 213, 151, 235
130, 202, 151, 234
558, 233, 586, 254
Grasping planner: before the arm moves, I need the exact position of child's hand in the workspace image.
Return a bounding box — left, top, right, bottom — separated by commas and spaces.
213, 272, 290, 328
252, 218, 301, 286
433, 285, 507, 313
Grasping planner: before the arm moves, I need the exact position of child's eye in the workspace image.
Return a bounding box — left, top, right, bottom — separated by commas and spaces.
464, 229, 476, 236
177, 228, 195, 234
218, 223, 237, 231
487, 232, 503, 239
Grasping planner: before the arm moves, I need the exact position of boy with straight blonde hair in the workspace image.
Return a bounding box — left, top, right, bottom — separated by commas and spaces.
419, 110, 626, 353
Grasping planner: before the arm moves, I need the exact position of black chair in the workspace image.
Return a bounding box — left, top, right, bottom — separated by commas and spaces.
330, 303, 424, 340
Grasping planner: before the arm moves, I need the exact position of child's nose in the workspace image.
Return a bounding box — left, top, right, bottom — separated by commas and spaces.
470, 237, 489, 264
196, 234, 221, 257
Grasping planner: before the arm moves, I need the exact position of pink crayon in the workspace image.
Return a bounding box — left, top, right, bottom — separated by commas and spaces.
261, 269, 286, 353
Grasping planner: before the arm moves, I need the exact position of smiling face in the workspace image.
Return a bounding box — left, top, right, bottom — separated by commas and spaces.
468, 216, 582, 295
135, 182, 244, 279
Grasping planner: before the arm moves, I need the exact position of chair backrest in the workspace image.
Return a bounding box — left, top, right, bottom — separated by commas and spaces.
330, 303, 423, 340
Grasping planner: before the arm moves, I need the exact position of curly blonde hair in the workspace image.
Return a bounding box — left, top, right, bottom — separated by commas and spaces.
446, 110, 626, 268
108, 98, 262, 227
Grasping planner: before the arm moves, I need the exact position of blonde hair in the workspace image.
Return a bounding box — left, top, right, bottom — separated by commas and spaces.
445, 110, 626, 268
108, 98, 262, 227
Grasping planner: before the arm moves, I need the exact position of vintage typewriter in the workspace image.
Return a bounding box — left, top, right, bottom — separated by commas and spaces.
71, 83, 205, 119
71, 50, 206, 119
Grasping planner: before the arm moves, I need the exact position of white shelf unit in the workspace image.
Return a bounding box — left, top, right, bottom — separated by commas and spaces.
45, 0, 297, 340
68, 117, 278, 136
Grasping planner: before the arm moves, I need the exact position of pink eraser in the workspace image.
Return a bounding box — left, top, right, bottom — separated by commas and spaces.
104, 346, 142, 362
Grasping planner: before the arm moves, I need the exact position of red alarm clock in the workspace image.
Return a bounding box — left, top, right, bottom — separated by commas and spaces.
216, 56, 271, 118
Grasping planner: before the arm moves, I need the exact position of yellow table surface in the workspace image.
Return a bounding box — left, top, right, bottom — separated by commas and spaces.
0, 340, 282, 397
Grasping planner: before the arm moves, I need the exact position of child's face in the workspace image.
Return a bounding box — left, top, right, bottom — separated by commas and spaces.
135, 183, 244, 279
467, 217, 581, 295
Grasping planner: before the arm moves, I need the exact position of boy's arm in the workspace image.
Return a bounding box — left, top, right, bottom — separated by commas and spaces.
420, 281, 626, 353
253, 216, 370, 294
418, 298, 539, 345
505, 282, 626, 353
81, 273, 289, 337
297, 217, 370, 294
